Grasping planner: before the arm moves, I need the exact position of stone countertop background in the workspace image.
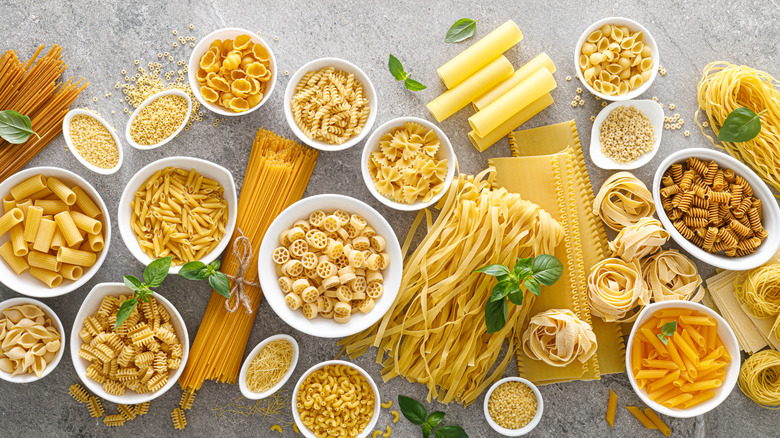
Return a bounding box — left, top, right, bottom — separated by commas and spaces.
0, 0, 778, 436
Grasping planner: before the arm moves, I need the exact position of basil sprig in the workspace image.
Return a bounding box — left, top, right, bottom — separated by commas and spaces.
657, 321, 677, 345
388, 54, 426, 91
0, 110, 40, 144
445, 18, 477, 43
717, 107, 766, 143
398, 395, 468, 438
117, 256, 173, 329
179, 259, 231, 298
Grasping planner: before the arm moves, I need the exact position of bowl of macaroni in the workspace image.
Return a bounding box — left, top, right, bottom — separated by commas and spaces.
0, 298, 64, 384
292, 360, 380, 438
0, 167, 111, 298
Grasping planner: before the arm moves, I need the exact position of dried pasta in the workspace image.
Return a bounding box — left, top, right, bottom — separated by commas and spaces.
588, 258, 648, 323
593, 172, 655, 231
641, 250, 703, 302
739, 349, 780, 408
608, 217, 669, 261
579, 23, 654, 96
735, 260, 780, 318
171, 407, 187, 430
521, 309, 598, 367
245, 339, 293, 393
0, 303, 61, 377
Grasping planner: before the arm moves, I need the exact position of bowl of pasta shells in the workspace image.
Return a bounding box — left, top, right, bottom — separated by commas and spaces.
574, 17, 659, 101
70, 282, 190, 404
626, 301, 739, 417
258, 194, 402, 338
653, 148, 780, 271
0, 166, 111, 298
0, 298, 64, 383
188, 27, 277, 116
361, 117, 456, 211
284, 57, 377, 151
292, 360, 380, 438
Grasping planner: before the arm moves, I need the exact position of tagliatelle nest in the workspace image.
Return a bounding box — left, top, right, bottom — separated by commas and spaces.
587, 257, 649, 323
521, 309, 598, 367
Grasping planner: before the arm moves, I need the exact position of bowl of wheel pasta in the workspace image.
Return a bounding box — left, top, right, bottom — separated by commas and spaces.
0, 167, 111, 297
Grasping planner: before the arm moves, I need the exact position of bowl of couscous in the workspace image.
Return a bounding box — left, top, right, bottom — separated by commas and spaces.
62, 109, 123, 175
484, 377, 543, 436
125, 89, 192, 150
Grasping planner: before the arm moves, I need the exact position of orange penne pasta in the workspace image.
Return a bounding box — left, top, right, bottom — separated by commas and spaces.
654, 308, 693, 318
644, 409, 672, 437
642, 359, 678, 369
626, 406, 658, 429
636, 369, 668, 380
647, 384, 676, 402
681, 379, 722, 392
640, 328, 669, 355
680, 391, 716, 409
662, 393, 694, 409
680, 322, 705, 348
665, 337, 686, 370
606, 389, 617, 428
679, 315, 716, 326
648, 369, 680, 392
673, 332, 700, 367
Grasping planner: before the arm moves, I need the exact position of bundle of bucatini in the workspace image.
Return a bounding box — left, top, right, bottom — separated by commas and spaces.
426, 21, 557, 151
342, 169, 563, 404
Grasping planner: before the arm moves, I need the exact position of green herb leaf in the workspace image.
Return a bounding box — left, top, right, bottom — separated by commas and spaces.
445, 18, 477, 43
427, 411, 445, 427
209, 259, 221, 270
485, 297, 508, 334
507, 290, 524, 306
196, 267, 212, 281
209, 272, 231, 298
115, 297, 138, 329
423, 424, 432, 438
434, 425, 469, 438
144, 256, 172, 287
514, 256, 533, 279
662, 321, 677, 337
179, 261, 207, 280
718, 107, 766, 143
404, 78, 427, 91
123, 275, 143, 291
388, 54, 406, 81
489, 280, 515, 302
398, 395, 427, 425
524, 276, 541, 296
531, 254, 564, 286
475, 264, 511, 277
0, 110, 39, 144
657, 333, 669, 345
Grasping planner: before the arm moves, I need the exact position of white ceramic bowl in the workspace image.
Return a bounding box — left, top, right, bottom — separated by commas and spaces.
125, 89, 192, 150
574, 17, 659, 101
117, 156, 237, 274
484, 377, 544, 436
62, 109, 123, 174
0, 167, 111, 298
284, 57, 378, 151
188, 27, 277, 117
238, 334, 299, 400
292, 360, 380, 438
589, 99, 663, 170
258, 194, 402, 338
70, 282, 190, 404
0, 298, 65, 383
361, 117, 456, 211
626, 301, 740, 418
653, 148, 780, 270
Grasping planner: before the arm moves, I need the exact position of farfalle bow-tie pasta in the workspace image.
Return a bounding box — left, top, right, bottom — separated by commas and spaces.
521, 308, 598, 367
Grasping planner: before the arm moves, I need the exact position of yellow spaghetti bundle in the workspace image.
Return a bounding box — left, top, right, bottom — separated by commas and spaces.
739, 349, 780, 409
342, 169, 562, 404
735, 260, 780, 318
179, 129, 317, 391
696, 62, 780, 193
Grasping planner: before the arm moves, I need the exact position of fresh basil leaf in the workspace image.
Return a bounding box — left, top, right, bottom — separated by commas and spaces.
404, 78, 427, 91
435, 425, 469, 438
531, 254, 564, 286
115, 298, 138, 329
524, 276, 541, 296
144, 256, 172, 287
209, 272, 231, 298
507, 289, 524, 306
514, 257, 533, 279
427, 411, 445, 427
388, 54, 406, 81
0, 110, 39, 144
445, 18, 477, 43
196, 268, 212, 281
489, 280, 515, 302
423, 424, 432, 438
179, 261, 206, 280
475, 264, 511, 277
657, 333, 669, 345
209, 259, 221, 270
718, 107, 765, 143
485, 297, 508, 334
662, 321, 677, 337
398, 395, 427, 425
123, 275, 143, 291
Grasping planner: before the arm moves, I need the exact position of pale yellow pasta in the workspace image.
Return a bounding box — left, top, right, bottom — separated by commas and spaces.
87, 232, 104, 252
0, 241, 29, 275
23, 206, 43, 243
54, 211, 83, 247
35, 199, 68, 215
579, 25, 653, 96
56, 246, 96, 267
10, 175, 47, 201
60, 264, 83, 281
29, 267, 63, 288
70, 211, 101, 234
32, 218, 57, 253
0, 208, 23, 236
9, 225, 26, 257
0, 303, 61, 377
27, 251, 61, 271
72, 186, 101, 218
46, 177, 76, 205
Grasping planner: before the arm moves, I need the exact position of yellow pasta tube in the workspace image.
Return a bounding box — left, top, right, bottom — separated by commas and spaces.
673, 332, 700, 367
0, 208, 23, 236
681, 379, 722, 392
70, 211, 102, 234
647, 369, 680, 392
24, 206, 43, 243
10, 175, 46, 200
46, 177, 77, 205
468, 67, 557, 137
606, 389, 617, 427
57, 246, 96, 267
2, 195, 15, 212
473, 52, 556, 110
54, 211, 84, 247
35, 199, 69, 215
32, 218, 57, 253
626, 406, 658, 429
0, 241, 29, 275
426, 56, 513, 122
87, 232, 104, 252
59, 264, 83, 280
679, 391, 715, 409
468, 93, 553, 151
437, 20, 523, 88
643, 409, 671, 437
29, 267, 63, 288
50, 229, 65, 251
72, 186, 101, 218
635, 369, 668, 380
9, 225, 27, 257
27, 251, 62, 272
661, 393, 693, 409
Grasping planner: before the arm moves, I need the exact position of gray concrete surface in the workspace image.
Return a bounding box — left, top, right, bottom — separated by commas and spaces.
0, 0, 778, 436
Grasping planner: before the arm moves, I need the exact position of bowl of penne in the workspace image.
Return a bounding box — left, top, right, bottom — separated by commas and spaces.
626, 300, 739, 417
117, 156, 237, 274
0, 167, 111, 297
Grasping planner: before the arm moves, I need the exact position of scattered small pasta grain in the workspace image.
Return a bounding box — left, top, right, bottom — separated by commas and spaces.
129, 94, 188, 146
488, 381, 537, 429
69, 114, 119, 169
602, 101, 608, 107
576, 87, 582, 94
566, 75, 572, 81
391, 410, 400, 423
669, 103, 676, 110
380, 400, 393, 409
600, 105, 656, 164
684, 130, 690, 137
590, 115, 596, 122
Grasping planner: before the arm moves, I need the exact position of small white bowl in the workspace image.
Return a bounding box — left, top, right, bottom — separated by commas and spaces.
125, 89, 192, 150
292, 360, 380, 438
653, 148, 780, 270
117, 156, 238, 274
0, 298, 65, 383
188, 27, 277, 117
0, 167, 111, 298
62, 109, 123, 175
70, 282, 190, 404
626, 301, 740, 418
238, 334, 299, 400
589, 99, 663, 170
484, 377, 544, 436
361, 117, 456, 211
574, 17, 659, 101
284, 57, 378, 151
258, 194, 402, 338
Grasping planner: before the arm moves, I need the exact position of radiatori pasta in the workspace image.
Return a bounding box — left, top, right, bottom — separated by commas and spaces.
579, 23, 654, 96
0, 303, 61, 377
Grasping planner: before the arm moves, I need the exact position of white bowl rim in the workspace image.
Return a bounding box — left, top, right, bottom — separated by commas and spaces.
0, 166, 111, 297
0, 297, 65, 383
257, 193, 402, 338
574, 16, 660, 101
283, 57, 378, 151
69, 282, 190, 404
625, 300, 740, 418
291, 360, 380, 438
483, 377, 544, 436
62, 109, 123, 175
116, 156, 237, 275
589, 99, 664, 170
125, 89, 192, 150
360, 116, 456, 211
653, 147, 780, 270
187, 27, 277, 117
238, 334, 299, 400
